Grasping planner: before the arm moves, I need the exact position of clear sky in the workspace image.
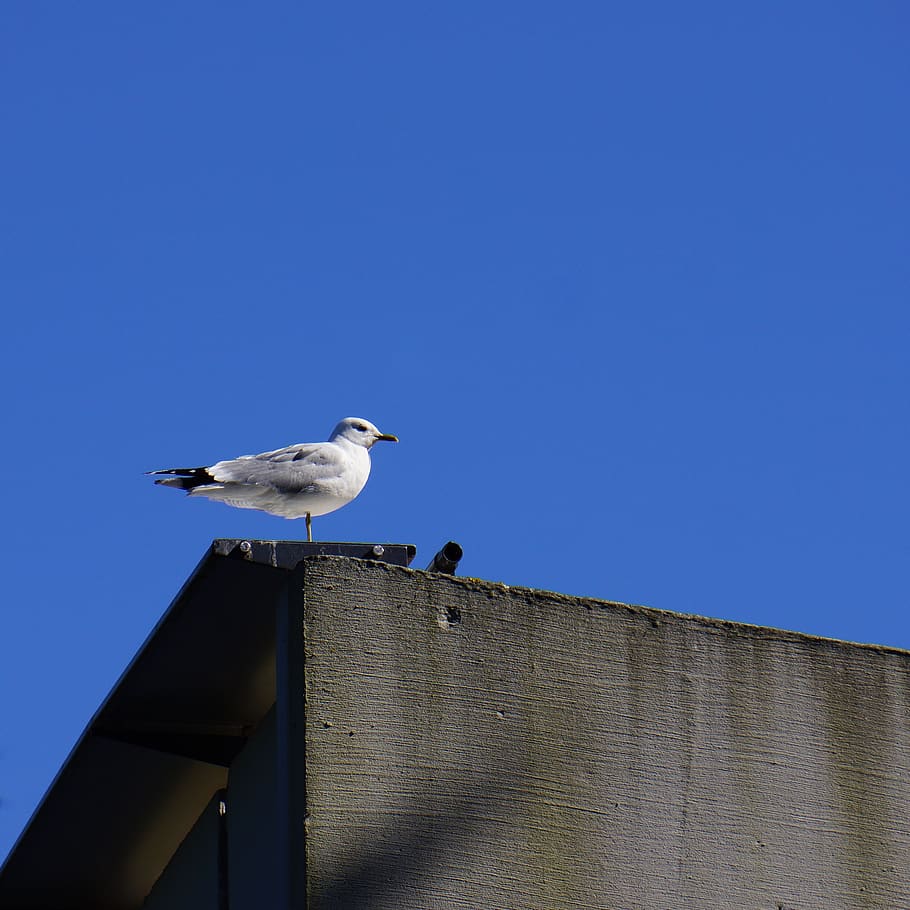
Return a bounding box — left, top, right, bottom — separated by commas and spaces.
1, 1, 907, 864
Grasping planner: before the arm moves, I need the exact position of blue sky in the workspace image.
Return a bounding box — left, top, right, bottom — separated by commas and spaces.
1, 1, 907, 863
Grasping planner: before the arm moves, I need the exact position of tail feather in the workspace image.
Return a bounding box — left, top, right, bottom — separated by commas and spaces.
148, 466, 218, 492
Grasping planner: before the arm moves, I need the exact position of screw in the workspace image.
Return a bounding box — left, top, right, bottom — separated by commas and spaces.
372, 545, 385, 557
239, 540, 252, 556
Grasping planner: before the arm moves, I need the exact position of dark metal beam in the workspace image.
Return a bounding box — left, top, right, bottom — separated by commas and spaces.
212, 539, 416, 569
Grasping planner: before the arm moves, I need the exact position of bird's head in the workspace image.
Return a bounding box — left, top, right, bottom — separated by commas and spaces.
331, 417, 399, 449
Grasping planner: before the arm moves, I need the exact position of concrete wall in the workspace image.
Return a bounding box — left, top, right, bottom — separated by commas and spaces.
143, 792, 221, 910
300, 557, 910, 910
228, 705, 280, 910
142, 708, 280, 910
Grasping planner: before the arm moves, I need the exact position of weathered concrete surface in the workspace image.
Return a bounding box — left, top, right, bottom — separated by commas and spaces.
301, 557, 910, 910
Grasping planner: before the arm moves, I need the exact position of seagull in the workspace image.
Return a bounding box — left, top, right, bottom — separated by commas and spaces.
148, 417, 398, 541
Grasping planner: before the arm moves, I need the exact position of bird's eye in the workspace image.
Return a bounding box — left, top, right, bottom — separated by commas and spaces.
354, 423, 368, 431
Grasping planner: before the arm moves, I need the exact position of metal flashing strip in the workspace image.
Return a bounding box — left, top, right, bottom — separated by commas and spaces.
212, 538, 417, 569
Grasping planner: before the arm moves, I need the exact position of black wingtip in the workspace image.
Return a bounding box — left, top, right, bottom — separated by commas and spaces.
149, 467, 217, 491
148, 467, 208, 477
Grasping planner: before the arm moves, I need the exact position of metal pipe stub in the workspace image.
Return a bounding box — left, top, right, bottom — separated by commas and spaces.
425, 541, 464, 574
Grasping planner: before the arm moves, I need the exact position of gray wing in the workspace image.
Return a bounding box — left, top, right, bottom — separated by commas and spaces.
244, 442, 326, 463
207, 442, 344, 492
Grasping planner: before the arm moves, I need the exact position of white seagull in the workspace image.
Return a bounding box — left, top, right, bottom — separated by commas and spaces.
149, 417, 398, 541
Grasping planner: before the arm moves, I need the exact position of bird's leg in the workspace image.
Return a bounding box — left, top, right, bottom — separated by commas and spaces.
306, 512, 313, 542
